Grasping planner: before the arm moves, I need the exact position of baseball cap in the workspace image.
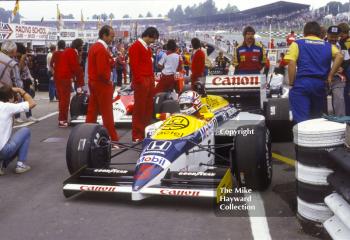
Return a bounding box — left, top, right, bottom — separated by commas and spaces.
327, 26, 340, 35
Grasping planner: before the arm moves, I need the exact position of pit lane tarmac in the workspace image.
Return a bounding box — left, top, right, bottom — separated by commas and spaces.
0, 92, 319, 240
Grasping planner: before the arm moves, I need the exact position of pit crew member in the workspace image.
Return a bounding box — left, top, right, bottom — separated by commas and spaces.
233, 26, 267, 74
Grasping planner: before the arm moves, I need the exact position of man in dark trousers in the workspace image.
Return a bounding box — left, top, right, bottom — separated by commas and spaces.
129, 27, 159, 142
285, 22, 343, 123
86, 25, 119, 142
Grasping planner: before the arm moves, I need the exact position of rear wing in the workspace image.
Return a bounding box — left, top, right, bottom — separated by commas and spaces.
205, 74, 267, 110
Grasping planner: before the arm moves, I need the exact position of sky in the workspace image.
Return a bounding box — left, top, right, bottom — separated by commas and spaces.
0, 0, 349, 20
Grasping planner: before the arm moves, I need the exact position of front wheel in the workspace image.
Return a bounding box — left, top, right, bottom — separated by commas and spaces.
66, 124, 111, 174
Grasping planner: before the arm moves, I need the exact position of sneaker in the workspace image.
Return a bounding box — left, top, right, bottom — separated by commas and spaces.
27, 117, 39, 123
58, 121, 69, 128
15, 163, 31, 174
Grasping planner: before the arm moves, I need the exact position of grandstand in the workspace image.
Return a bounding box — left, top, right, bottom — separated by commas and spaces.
189, 1, 310, 24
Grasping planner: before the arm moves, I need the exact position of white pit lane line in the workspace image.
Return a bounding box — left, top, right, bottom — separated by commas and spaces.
246, 192, 272, 240
14, 111, 58, 129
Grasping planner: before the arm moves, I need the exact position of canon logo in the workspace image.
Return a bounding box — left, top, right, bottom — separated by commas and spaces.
212, 76, 259, 86
160, 189, 200, 197
80, 185, 117, 192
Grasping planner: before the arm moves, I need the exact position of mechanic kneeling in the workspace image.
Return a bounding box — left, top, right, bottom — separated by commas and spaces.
0, 85, 36, 175
178, 90, 213, 121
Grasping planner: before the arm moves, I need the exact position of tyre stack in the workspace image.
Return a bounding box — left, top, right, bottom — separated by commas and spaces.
33, 54, 49, 91
324, 124, 350, 239
293, 118, 346, 236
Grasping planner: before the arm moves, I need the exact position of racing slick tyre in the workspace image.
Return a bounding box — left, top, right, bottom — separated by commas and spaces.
66, 124, 111, 174
153, 92, 177, 116
160, 100, 180, 114
70, 93, 89, 119
234, 124, 272, 191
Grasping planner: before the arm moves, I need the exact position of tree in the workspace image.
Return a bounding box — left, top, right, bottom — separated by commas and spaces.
0, 7, 22, 23
123, 14, 130, 18
220, 3, 239, 14
109, 13, 115, 20
138, 14, 143, 18
146, 11, 153, 17
92, 14, 99, 19
158, 13, 162, 17
100, 13, 108, 21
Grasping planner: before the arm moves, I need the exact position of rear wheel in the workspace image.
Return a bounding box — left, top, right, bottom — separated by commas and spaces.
66, 124, 111, 174
70, 93, 89, 119
233, 124, 272, 190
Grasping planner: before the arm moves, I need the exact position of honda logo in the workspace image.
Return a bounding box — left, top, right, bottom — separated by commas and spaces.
147, 141, 171, 152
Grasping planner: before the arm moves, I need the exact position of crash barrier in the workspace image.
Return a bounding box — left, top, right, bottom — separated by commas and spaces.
293, 118, 346, 236
324, 123, 350, 239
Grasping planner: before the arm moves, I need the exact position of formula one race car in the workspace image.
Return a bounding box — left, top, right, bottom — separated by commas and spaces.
69, 74, 186, 125
63, 93, 272, 201
69, 86, 134, 125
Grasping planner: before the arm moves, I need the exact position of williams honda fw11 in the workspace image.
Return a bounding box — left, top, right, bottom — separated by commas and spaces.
63, 93, 272, 201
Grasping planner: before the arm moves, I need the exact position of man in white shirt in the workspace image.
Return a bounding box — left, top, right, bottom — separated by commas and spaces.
0, 85, 36, 175
154, 39, 182, 94
47, 45, 57, 102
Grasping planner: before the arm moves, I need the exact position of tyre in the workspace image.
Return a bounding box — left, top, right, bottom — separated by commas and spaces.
153, 92, 175, 116
66, 124, 111, 174
70, 93, 89, 119
234, 124, 272, 190
160, 100, 180, 114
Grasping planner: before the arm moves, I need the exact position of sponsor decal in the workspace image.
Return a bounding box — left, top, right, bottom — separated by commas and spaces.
211, 76, 260, 86
161, 116, 189, 130
134, 164, 155, 180
160, 189, 200, 197
80, 185, 117, 192
178, 172, 216, 177
137, 155, 171, 169
77, 138, 86, 151
144, 141, 172, 155
93, 169, 128, 174
146, 141, 171, 152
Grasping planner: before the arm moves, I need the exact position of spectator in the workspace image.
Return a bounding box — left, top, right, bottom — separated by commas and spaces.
47, 45, 57, 102
285, 21, 343, 123
0, 40, 22, 88
338, 22, 350, 115
182, 48, 191, 76
16, 43, 38, 122
201, 43, 212, 76
129, 27, 159, 142
0, 85, 36, 175
268, 38, 275, 49
214, 51, 230, 74
86, 26, 120, 142
286, 31, 296, 46
190, 38, 205, 90
327, 26, 346, 116
154, 39, 182, 94
233, 26, 266, 74
116, 48, 126, 88
0, 40, 23, 124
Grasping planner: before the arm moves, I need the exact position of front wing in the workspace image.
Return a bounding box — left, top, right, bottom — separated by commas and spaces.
63, 167, 233, 201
